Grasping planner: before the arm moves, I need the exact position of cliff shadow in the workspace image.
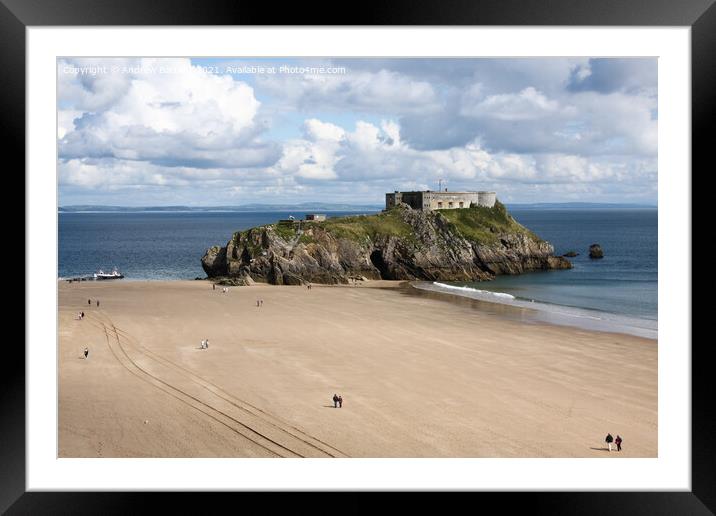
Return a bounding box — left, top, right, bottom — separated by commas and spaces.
370, 249, 390, 280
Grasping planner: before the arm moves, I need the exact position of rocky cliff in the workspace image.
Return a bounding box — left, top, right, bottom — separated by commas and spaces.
201, 201, 571, 285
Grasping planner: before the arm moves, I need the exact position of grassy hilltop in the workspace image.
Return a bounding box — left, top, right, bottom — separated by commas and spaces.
265, 200, 540, 247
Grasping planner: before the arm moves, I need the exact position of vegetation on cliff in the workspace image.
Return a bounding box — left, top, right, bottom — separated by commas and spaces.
437, 200, 541, 244
245, 201, 533, 246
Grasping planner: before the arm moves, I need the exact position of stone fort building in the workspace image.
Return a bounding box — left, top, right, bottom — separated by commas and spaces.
385, 190, 496, 211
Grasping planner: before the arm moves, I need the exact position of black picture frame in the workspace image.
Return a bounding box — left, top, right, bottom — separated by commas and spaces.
5, 0, 712, 512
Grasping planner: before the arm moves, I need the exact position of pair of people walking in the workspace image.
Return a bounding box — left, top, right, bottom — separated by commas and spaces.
332, 394, 343, 408
605, 433, 623, 452
200, 339, 210, 349
256, 299, 264, 307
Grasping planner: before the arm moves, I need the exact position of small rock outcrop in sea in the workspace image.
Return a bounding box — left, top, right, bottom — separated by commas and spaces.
589, 244, 604, 259
562, 251, 580, 257
202, 201, 572, 285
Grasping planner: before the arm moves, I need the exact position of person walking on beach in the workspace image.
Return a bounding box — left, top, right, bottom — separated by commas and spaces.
200, 339, 206, 349
213, 284, 216, 291
84, 347, 89, 359
96, 300, 100, 307
88, 299, 91, 306
256, 299, 260, 308
260, 299, 263, 307
332, 394, 339, 408
615, 435, 622, 452
205, 339, 209, 349
338, 395, 343, 408
605, 433, 614, 452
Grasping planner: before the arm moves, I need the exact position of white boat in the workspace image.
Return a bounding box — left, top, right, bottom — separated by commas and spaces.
94, 268, 124, 280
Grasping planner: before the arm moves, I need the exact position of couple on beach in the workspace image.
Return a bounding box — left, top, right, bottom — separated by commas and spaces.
200, 339, 210, 349
605, 433, 623, 452
332, 394, 343, 408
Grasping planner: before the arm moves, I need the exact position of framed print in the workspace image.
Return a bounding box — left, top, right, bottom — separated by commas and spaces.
5, 0, 713, 512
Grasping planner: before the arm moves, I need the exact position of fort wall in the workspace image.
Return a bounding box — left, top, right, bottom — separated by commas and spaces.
386, 190, 496, 211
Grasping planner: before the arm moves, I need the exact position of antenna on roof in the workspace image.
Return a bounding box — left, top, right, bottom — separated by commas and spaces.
438, 178, 446, 192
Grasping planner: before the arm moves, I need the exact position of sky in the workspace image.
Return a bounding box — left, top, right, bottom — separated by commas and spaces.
57, 57, 657, 206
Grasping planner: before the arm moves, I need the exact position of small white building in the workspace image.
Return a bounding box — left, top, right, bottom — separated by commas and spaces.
305, 213, 327, 221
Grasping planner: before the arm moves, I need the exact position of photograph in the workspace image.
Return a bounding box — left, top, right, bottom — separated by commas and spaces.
57, 56, 658, 459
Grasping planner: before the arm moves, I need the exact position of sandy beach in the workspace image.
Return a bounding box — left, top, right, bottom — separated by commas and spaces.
58, 279, 657, 458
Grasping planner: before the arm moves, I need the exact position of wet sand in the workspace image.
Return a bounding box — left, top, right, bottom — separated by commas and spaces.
58, 279, 657, 457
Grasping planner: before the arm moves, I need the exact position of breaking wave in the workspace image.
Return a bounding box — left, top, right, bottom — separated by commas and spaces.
433, 282, 516, 300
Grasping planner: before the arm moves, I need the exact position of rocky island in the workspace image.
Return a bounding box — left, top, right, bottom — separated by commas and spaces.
201, 200, 571, 285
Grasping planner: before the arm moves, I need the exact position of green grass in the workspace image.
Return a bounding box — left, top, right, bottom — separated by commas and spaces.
231, 202, 541, 251
298, 233, 315, 245
320, 210, 416, 244
437, 201, 541, 244
273, 222, 298, 240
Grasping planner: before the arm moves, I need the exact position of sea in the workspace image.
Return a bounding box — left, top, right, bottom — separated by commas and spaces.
415, 208, 658, 338
58, 208, 657, 338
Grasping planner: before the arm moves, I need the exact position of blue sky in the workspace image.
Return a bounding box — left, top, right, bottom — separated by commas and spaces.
57, 57, 657, 206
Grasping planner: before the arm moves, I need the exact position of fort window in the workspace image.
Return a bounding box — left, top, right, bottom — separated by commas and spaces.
459, 202, 464, 208
437, 202, 443, 208
448, 202, 454, 208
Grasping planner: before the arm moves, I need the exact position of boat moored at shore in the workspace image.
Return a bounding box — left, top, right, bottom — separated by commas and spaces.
93, 268, 124, 280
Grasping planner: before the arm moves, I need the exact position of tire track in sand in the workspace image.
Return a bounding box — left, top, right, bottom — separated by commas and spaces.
96, 317, 298, 457
90, 311, 345, 458
109, 324, 348, 458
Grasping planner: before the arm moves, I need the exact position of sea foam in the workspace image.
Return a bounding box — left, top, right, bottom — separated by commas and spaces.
433, 282, 516, 299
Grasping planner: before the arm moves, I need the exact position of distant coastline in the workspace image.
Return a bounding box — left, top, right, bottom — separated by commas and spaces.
503, 202, 657, 210
58, 203, 383, 213
58, 202, 656, 213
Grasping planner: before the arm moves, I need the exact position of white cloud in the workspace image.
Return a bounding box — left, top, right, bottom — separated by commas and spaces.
569, 91, 657, 156
461, 86, 570, 121
58, 58, 134, 111
59, 58, 268, 169
303, 119, 345, 141
255, 68, 440, 115
264, 118, 655, 195
57, 109, 83, 139
58, 57, 658, 205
